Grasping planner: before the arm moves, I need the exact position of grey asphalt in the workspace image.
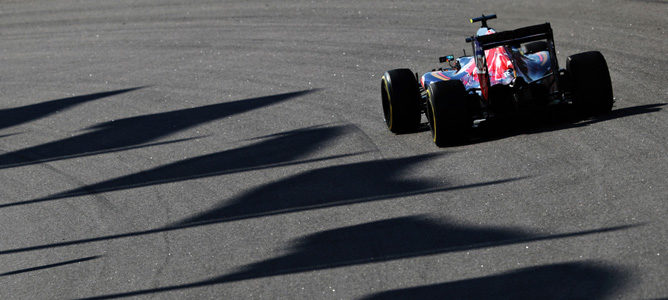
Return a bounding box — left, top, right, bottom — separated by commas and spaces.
0, 0, 666, 299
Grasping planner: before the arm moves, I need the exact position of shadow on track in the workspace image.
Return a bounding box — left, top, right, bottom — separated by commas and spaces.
469, 103, 666, 145
362, 261, 629, 300
4, 124, 358, 208
79, 217, 639, 299
170, 154, 518, 227
0, 255, 100, 277
0, 156, 520, 255
0, 132, 22, 139
0, 89, 316, 169
0, 87, 144, 131
528, 103, 665, 132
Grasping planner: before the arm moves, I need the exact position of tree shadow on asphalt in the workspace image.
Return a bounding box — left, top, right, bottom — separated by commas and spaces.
0, 132, 22, 139
0, 151, 523, 255
0, 255, 100, 277
0, 87, 144, 131
362, 261, 629, 300
3, 124, 360, 208
79, 216, 639, 299
0, 89, 316, 169
466, 103, 666, 146
170, 154, 521, 228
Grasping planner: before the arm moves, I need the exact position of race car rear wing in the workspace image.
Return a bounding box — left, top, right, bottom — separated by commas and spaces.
467, 23, 554, 50
465, 22, 561, 103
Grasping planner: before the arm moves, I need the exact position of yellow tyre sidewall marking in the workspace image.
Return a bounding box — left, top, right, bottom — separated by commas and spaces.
382, 76, 393, 130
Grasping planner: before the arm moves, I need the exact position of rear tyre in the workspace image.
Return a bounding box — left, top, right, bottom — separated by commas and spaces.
567, 51, 613, 115
426, 80, 470, 147
381, 69, 421, 133
522, 41, 548, 54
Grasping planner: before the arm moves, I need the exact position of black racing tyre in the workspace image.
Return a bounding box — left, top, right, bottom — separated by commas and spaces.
567, 51, 613, 115
426, 80, 470, 147
522, 41, 548, 54
381, 69, 421, 133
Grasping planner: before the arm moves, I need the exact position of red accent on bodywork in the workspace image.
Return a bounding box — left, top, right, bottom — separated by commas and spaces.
462, 46, 514, 87
485, 46, 514, 83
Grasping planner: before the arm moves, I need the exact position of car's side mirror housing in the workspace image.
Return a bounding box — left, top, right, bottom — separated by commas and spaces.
439, 55, 455, 63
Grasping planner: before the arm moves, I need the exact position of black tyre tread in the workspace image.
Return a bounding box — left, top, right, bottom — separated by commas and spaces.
567, 51, 613, 115
381, 69, 421, 133
427, 80, 470, 147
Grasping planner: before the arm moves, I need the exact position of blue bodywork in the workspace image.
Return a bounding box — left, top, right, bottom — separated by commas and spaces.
420, 47, 553, 94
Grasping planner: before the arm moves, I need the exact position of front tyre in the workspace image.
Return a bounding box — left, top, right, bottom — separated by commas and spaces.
426, 80, 470, 147
567, 51, 614, 115
381, 69, 421, 133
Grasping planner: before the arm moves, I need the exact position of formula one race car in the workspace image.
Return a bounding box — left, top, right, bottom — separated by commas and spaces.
381, 14, 613, 146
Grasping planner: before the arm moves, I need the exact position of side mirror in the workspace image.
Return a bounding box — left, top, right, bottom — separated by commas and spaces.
439, 55, 455, 63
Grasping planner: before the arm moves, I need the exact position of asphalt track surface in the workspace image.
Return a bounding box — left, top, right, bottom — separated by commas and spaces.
0, 1, 666, 299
